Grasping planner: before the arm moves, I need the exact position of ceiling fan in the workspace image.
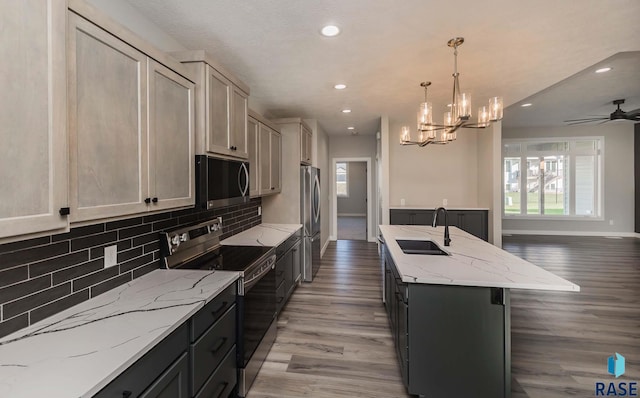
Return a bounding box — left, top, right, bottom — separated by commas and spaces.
564, 99, 640, 125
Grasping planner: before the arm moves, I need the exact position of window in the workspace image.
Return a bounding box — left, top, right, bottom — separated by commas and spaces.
336, 162, 348, 197
503, 137, 602, 218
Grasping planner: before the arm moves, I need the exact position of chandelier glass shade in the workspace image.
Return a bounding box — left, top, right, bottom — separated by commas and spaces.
400, 37, 504, 147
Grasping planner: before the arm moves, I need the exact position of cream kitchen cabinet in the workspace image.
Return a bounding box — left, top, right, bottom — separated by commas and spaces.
247, 117, 260, 197
300, 124, 312, 165
67, 8, 194, 223
259, 123, 282, 195
248, 111, 281, 197
173, 51, 250, 160
0, 0, 69, 240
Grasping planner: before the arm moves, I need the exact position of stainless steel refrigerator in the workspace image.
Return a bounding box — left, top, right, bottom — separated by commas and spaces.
300, 166, 321, 282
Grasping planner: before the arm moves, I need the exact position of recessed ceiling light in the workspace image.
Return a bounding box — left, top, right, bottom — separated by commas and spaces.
321, 25, 340, 37
342, 109, 351, 113
595, 67, 612, 73
521, 103, 533, 107
334, 84, 347, 90
347, 126, 355, 130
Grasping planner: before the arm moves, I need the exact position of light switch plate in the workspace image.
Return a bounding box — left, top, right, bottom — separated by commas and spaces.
443, 198, 448, 206
104, 245, 117, 268
258, 206, 262, 216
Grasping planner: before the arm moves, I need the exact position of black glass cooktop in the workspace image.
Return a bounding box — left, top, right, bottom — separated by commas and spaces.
174, 245, 273, 272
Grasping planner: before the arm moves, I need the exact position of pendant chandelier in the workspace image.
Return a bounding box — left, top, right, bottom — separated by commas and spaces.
400, 37, 503, 147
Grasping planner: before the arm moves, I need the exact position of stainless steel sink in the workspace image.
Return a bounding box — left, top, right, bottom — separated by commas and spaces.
395, 239, 450, 256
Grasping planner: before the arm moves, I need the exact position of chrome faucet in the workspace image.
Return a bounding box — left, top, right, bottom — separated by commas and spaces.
432, 207, 451, 246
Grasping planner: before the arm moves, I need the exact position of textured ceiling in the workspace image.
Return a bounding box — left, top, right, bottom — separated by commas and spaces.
123, 0, 640, 135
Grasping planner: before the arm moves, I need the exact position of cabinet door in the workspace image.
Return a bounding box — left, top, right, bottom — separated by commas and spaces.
270, 130, 282, 193
291, 240, 301, 283
205, 66, 231, 156
68, 14, 148, 222
259, 124, 271, 194
247, 117, 260, 197
300, 126, 312, 165
0, 0, 68, 239
460, 210, 489, 241
148, 60, 195, 211
230, 86, 248, 159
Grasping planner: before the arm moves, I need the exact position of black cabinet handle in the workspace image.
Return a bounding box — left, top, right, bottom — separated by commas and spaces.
271, 187, 275, 190
144, 198, 151, 204
210, 337, 227, 355
59, 207, 70, 216
213, 382, 229, 398
210, 301, 227, 318
122, 391, 132, 398
152, 197, 158, 203
277, 296, 284, 303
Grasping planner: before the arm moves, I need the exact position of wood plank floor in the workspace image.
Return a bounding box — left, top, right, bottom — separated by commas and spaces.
247, 236, 640, 398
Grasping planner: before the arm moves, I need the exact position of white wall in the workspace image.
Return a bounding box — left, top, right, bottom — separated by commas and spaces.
388, 119, 479, 208
337, 162, 367, 215
502, 122, 635, 235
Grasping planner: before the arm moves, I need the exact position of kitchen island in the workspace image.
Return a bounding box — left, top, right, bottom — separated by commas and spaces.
379, 225, 579, 398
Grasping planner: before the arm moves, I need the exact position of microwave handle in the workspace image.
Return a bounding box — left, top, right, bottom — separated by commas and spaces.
239, 162, 249, 196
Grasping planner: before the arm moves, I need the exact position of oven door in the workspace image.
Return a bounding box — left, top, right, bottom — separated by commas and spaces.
237, 267, 276, 369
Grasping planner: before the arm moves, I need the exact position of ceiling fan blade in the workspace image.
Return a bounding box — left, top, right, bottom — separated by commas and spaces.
563, 117, 608, 123
624, 108, 640, 119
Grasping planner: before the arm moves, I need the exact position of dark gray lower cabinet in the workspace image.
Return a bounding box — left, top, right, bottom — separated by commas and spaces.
94, 282, 237, 398
383, 249, 510, 398
389, 209, 489, 241
275, 236, 301, 314
94, 324, 189, 398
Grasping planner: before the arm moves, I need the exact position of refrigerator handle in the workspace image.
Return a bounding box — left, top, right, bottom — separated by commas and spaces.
313, 174, 320, 222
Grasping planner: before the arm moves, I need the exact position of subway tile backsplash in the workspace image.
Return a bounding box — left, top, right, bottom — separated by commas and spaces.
0, 198, 261, 339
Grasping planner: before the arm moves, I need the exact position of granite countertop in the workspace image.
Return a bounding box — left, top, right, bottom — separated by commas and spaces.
389, 206, 490, 210
220, 223, 302, 247
379, 225, 579, 292
0, 269, 240, 398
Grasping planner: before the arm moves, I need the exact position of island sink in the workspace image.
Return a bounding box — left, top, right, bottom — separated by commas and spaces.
396, 239, 449, 256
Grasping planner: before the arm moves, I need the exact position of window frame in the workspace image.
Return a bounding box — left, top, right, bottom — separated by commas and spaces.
336, 162, 349, 198
502, 136, 604, 220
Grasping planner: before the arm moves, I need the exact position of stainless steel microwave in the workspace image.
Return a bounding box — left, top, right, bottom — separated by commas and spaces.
195, 155, 249, 209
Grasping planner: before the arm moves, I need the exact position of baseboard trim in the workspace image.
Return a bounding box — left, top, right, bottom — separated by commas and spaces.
321, 237, 331, 257
337, 213, 367, 217
503, 229, 640, 238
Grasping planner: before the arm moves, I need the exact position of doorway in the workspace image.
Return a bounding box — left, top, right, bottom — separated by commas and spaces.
332, 158, 373, 242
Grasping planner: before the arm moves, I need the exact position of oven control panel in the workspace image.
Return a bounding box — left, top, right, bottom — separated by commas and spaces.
161, 217, 223, 256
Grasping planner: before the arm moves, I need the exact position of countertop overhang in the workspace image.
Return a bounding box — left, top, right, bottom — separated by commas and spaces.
380, 225, 579, 292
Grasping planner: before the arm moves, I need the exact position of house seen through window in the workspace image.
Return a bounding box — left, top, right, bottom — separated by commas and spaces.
503, 137, 602, 218
336, 162, 348, 197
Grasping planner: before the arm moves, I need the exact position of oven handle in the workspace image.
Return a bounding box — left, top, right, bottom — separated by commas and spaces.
243, 254, 276, 292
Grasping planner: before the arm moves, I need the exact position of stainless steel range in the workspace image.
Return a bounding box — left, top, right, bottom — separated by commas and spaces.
160, 218, 277, 397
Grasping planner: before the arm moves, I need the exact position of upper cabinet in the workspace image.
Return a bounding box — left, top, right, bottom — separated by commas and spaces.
173, 51, 250, 160
300, 124, 312, 165
249, 111, 282, 197
67, 5, 195, 223
0, 0, 69, 240
259, 123, 282, 195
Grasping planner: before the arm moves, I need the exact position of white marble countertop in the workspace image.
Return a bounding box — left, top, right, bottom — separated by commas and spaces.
220, 223, 302, 247
0, 269, 240, 398
389, 206, 490, 210
379, 225, 579, 292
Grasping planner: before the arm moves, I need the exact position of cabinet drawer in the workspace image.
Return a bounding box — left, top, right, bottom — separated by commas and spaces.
94, 323, 188, 398
275, 258, 287, 285
194, 345, 237, 398
139, 352, 189, 398
190, 305, 236, 394
191, 283, 236, 342
276, 279, 286, 314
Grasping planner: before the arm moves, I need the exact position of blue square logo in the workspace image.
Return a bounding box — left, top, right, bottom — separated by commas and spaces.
608, 353, 625, 378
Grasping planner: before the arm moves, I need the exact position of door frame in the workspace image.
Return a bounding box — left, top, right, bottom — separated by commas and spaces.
331, 157, 374, 242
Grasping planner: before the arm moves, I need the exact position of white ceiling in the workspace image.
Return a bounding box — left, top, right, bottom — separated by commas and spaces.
123, 0, 640, 135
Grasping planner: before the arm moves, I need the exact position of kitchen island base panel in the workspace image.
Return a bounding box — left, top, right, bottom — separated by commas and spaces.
407, 284, 511, 398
